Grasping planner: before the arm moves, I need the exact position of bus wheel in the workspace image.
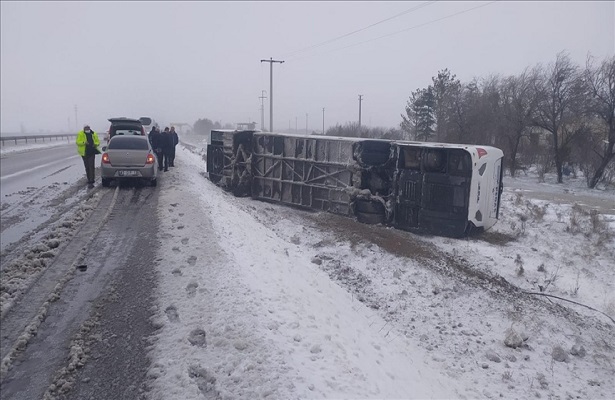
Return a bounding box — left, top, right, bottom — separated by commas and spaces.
356, 212, 386, 225
209, 173, 222, 183
465, 222, 484, 237
354, 199, 385, 214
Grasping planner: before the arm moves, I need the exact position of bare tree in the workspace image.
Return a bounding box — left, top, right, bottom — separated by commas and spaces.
583, 55, 615, 188
478, 75, 504, 147
533, 51, 587, 183
500, 68, 539, 176
431, 69, 461, 142
448, 80, 472, 143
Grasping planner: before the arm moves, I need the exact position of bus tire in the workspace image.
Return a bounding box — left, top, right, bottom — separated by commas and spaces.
209, 173, 222, 184
356, 211, 386, 225
354, 199, 385, 214
465, 222, 484, 237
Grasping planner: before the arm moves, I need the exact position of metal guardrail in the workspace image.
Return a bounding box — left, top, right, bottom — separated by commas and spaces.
0, 134, 78, 146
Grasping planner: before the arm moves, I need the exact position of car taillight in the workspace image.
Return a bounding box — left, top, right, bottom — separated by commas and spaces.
102, 153, 110, 164
146, 154, 155, 164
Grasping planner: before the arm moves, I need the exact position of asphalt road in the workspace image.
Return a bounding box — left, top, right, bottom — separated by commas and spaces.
0, 185, 159, 400
0, 144, 94, 255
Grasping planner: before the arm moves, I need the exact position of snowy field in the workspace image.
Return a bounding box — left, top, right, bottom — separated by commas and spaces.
146, 143, 614, 399
1, 138, 613, 399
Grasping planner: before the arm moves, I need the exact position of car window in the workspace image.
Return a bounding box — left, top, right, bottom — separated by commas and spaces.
113, 128, 142, 136
108, 136, 149, 150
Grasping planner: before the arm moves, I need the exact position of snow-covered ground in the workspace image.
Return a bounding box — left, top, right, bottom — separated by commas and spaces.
146, 144, 614, 399
1, 138, 613, 399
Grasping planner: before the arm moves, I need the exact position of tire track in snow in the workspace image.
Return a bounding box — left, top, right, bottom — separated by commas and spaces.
0, 186, 119, 381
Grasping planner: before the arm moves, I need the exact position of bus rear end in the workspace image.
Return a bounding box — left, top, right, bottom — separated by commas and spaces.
466, 146, 504, 232
393, 143, 504, 237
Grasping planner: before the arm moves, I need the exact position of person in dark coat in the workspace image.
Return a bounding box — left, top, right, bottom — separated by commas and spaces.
169, 126, 179, 167
161, 127, 174, 172
148, 126, 164, 171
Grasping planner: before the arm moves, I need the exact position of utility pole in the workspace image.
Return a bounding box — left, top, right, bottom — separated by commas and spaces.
295, 116, 297, 133
260, 57, 284, 132
306, 113, 308, 134
322, 107, 325, 135
259, 90, 267, 131
74, 105, 78, 130
358, 95, 363, 132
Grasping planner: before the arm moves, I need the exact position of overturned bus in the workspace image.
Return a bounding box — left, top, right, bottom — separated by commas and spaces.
206, 130, 504, 237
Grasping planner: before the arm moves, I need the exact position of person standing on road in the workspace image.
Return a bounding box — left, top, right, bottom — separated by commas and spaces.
161, 127, 174, 172
148, 126, 164, 171
76, 124, 101, 187
169, 126, 179, 167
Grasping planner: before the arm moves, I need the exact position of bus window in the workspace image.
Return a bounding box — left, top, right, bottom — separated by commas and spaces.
401, 147, 421, 170
423, 149, 446, 173
448, 151, 472, 177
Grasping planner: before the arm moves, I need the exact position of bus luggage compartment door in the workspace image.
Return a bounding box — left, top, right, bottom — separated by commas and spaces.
393, 169, 422, 230
419, 173, 470, 237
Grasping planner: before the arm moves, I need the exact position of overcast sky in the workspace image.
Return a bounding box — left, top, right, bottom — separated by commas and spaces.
1, 1, 613, 134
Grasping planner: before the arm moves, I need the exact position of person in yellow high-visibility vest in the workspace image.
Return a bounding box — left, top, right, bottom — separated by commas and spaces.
76, 124, 101, 187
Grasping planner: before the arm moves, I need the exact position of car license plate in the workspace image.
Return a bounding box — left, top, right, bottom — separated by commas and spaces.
118, 170, 139, 177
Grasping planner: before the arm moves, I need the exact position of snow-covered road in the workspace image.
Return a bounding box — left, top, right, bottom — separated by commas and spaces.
0, 142, 95, 255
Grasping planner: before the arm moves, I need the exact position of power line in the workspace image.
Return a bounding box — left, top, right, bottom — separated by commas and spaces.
284, 1, 437, 60
290, 1, 499, 62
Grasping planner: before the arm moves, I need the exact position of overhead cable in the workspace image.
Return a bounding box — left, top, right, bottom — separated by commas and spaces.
288, 1, 499, 62
283, 1, 438, 59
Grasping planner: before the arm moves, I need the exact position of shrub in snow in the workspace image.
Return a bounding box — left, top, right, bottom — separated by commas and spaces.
485, 350, 501, 363
504, 328, 524, 349
552, 345, 569, 362
536, 372, 549, 389
188, 328, 207, 347
570, 343, 587, 357
514, 254, 524, 277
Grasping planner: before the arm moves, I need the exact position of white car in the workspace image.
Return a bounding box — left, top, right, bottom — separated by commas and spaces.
100, 135, 158, 187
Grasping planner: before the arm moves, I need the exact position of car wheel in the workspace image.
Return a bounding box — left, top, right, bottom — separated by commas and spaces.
102, 178, 111, 187
150, 178, 157, 187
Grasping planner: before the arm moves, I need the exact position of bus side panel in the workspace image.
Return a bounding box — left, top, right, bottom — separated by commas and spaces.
206, 140, 224, 184
251, 134, 355, 216
207, 130, 234, 190
207, 130, 254, 196
490, 158, 503, 219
